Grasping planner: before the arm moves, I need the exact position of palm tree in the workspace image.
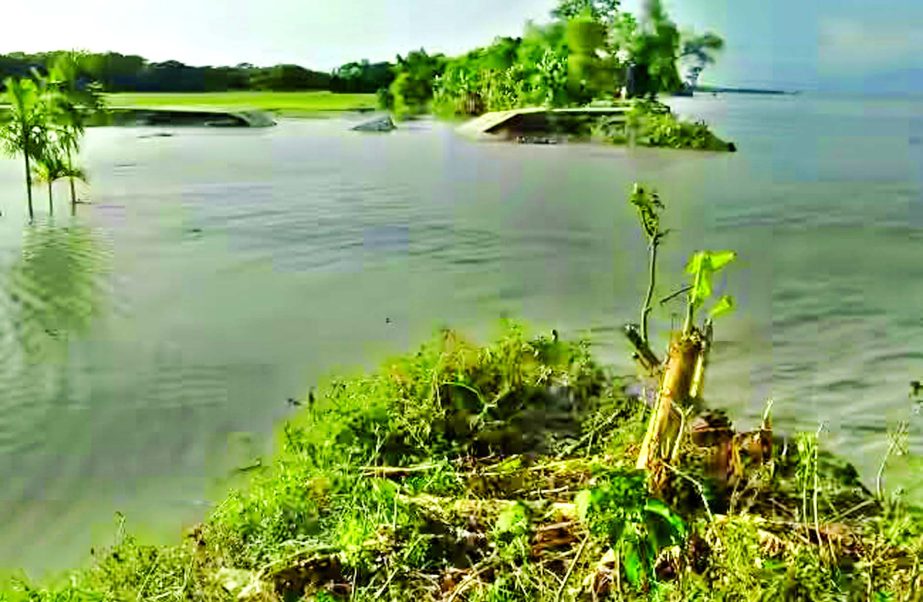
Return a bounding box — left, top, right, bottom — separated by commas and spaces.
31, 157, 57, 214
44, 53, 104, 209
1, 77, 50, 220
32, 146, 84, 215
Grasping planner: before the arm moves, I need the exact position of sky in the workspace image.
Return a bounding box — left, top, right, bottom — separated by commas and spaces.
2, 0, 921, 93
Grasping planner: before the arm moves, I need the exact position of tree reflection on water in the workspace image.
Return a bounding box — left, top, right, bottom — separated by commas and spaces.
0, 221, 109, 369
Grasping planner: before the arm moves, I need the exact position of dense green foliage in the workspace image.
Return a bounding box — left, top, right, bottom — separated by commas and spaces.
1, 0, 721, 115
403, 0, 724, 119
0, 52, 394, 95
387, 50, 447, 118
2, 325, 919, 600
330, 61, 395, 94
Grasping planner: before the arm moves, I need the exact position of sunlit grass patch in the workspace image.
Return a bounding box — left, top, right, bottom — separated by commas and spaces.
106, 91, 378, 116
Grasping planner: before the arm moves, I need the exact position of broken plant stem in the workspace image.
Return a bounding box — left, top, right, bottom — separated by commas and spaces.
876, 421, 909, 502
636, 332, 701, 472
669, 405, 692, 464
663, 461, 713, 520
688, 320, 713, 401
683, 264, 704, 336
623, 324, 660, 373
614, 545, 621, 597
640, 238, 659, 344
809, 424, 834, 565
446, 556, 499, 602
555, 536, 588, 602
660, 285, 693, 306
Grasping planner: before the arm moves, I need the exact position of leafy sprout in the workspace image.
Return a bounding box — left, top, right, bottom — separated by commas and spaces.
629, 183, 667, 343
629, 183, 665, 244
576, 469, 686, 590
683, 249, 736, 334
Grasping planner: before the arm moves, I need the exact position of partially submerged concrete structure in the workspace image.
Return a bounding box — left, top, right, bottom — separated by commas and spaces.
104, 107, 277, 128
456, 106, 630, 141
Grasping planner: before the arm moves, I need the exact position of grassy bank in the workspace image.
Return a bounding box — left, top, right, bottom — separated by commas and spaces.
2, 325, 920, 601
105, 91, 378, 116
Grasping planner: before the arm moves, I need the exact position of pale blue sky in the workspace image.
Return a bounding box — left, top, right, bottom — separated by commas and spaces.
3, 0, 921, 92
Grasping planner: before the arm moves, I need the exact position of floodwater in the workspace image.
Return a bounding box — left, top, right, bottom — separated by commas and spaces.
0, 94, 921, 575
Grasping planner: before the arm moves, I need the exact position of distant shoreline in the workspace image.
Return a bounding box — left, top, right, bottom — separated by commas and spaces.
694, 85, 796, 96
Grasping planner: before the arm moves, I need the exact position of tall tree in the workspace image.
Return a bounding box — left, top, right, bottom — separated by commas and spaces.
623, 0, 682, 97
44, 52, 104, 207
1, 77, 49, 220
680, 32, 725, 89
389, 50, 446, 117
565, 12, 616, 102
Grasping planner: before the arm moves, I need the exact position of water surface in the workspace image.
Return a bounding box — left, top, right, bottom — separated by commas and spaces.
1, 94, 921, 574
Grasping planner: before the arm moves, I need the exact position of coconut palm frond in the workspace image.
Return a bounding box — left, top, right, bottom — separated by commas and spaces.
31, 161, 55, 185
61, 164, 88, 183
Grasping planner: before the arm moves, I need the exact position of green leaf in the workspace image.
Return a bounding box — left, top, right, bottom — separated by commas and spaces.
622, 540, 643, 588
685, 250, 737, 308
691, 275, 712, 307
684, 251, 707, 275
685, 250, 736, 275
644, 498, 687, 539
574, 489, 592, 522
708, 295, 735, 319
495, 502, 530, 539
708, 250, 737, 271
606, 518, 627, 547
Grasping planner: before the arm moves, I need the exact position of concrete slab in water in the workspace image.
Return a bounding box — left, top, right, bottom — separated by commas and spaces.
105, 107, 277, 128
457, 106, 630, 141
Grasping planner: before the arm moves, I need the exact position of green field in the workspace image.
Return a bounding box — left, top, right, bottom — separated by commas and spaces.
105, 91, 379, 116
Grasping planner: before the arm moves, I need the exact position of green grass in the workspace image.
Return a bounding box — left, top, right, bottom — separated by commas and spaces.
2, 324, 920, 601
105, 91, 379, 116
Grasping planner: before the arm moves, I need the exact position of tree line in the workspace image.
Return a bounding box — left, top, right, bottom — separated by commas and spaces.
387, 0, 724, 117
2, 0, 722, 118
0, 52, 396, 94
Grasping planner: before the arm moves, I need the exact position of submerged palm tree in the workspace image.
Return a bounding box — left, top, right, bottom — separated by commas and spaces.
1, 77, 49, 220
44, 53, 104, 208
32, 145, 86, 215
31, 157, 61, 214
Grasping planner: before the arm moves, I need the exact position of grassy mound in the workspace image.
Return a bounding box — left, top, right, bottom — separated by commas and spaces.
3, 326, 920, 601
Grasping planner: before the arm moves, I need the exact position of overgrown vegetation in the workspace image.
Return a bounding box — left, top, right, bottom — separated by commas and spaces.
412, 0, 724, 119
3, 186, 919, 601
3, 322, 919, 600
588, 99, 735, 151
